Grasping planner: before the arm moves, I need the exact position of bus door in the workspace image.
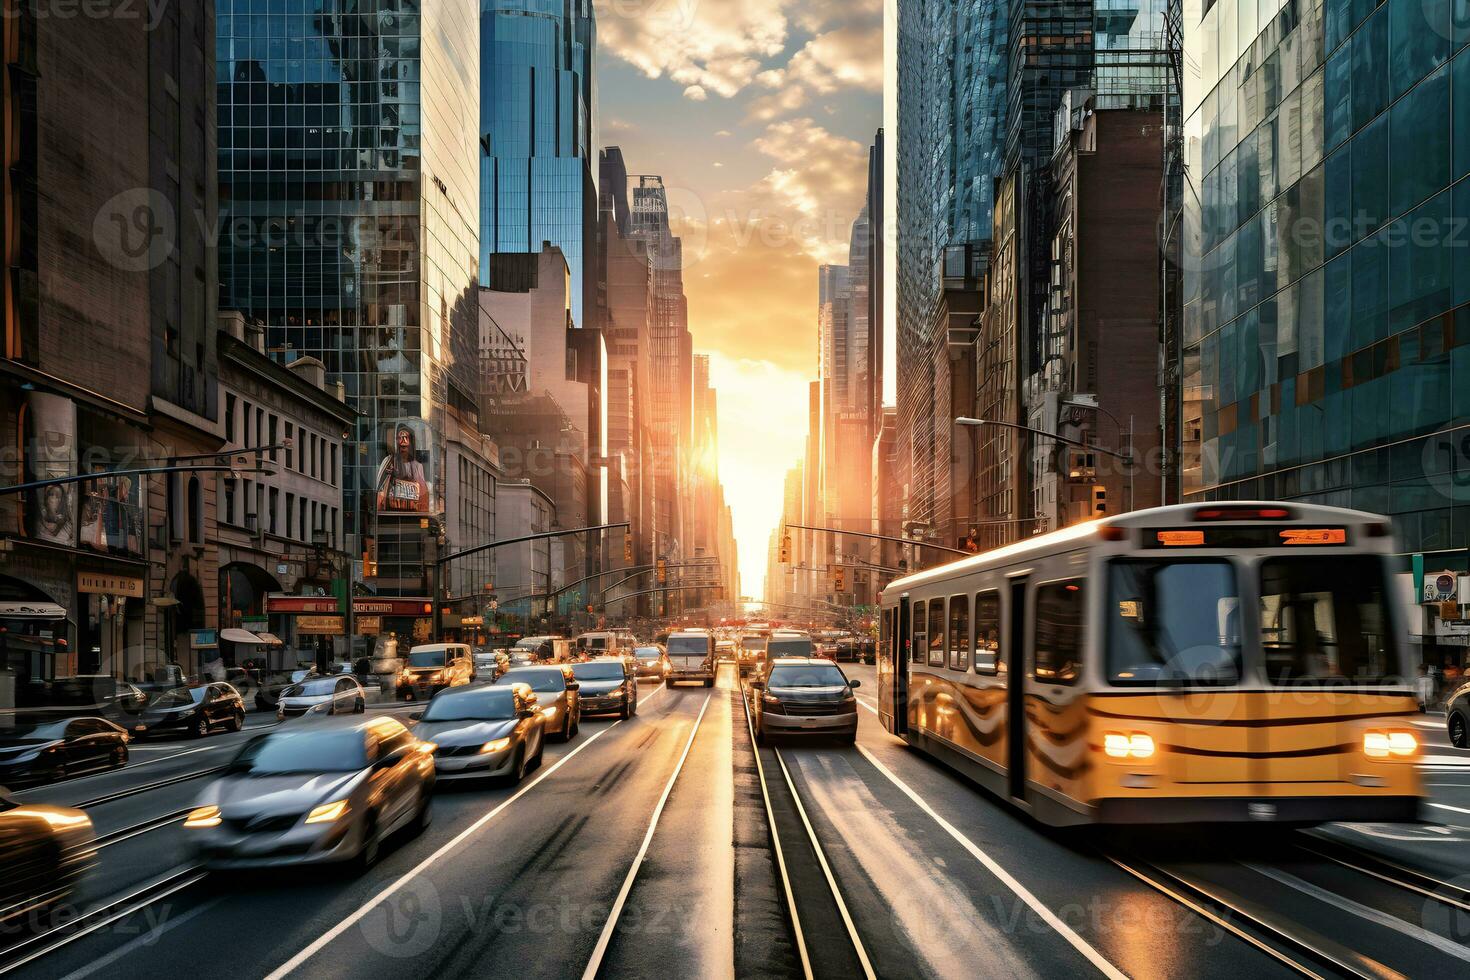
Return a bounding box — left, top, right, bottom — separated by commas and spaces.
1006, 577, 1029, 801
880, 599, 911, 736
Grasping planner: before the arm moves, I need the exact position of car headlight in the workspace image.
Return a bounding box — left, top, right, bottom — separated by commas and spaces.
305, 799, 350, 824
480, 737, 512, 754
184, 805, 222, 829
762, 694, 781, 706
1363, 730, 1417, 759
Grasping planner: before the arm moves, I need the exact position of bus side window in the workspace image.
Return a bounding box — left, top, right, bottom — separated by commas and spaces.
911, 599, 926, 665
928, 597, 946, 667
975, 591, 1000, 674
949, 595, 970, 671
1034, 580, 1085, 685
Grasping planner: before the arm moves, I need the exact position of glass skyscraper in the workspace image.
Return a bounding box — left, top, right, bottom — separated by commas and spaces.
217, 0, 482, 601
1182, 0, 1470, 558
479, 0, 597, 329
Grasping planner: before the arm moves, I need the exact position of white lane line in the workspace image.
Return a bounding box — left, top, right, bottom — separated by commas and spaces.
264, 682, 670, 980
856, 695, 879, 715
1429, 801, 1470, 816
1245, 862, 1470, 964
854, 745, 1127, 980
772, 749, 877, 980
580, 692, 714, 980
55, 897, 222, 980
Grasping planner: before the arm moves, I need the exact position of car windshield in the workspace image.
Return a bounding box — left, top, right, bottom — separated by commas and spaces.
407, 651, 447, 669
283, 679, 338, 697
741, 638, 766, 651
1106, 560, 1243, 686
496, 670, 565, 693
150, 687, 205, 708
0, 721, 70, 742
667, 636, 709, 656
768, 664, 848, 688
633, 647, 662, 659
768, 638, 814, 657
572, 662, 625, 681
1259, 555, 1396, 684
581, 637, 608, 649
422, 688, 518, 722
232, 730, 369, 774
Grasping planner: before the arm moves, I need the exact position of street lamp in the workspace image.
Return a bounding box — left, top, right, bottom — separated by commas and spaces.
955, 416, 1135, 516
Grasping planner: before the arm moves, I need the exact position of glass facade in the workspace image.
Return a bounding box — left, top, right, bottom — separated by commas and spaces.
480, 0, 597, 329
217, 0, 482, 595
1182, 0, 1470, 557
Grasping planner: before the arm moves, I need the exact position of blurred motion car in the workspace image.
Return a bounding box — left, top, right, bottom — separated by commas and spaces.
571, 659, 638, 718
493, 666, 581, 741
749, 658, 861, 745
277, 676, 367, 719
1447, 680, 1470, 747
0, 717, 131, 784
412, 684, 545, 784
631, 644, 669, 680
397, 643, 474, 701
737, 635, 768, 676
513, 636, 573, 664
253, 671, 300, 713
19, 675, 148, 730
140, 683, 246, 738
0, 788, 95, 927
766, 632, 816, 660
185, 716, 434, 872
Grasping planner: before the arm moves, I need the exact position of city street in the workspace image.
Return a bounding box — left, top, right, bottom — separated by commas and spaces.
5, 663, 1470, 979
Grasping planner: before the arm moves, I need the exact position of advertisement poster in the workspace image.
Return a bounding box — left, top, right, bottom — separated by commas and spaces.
25, 392, 78, 547
78, 466, 144, 555
374, 419, 436, 515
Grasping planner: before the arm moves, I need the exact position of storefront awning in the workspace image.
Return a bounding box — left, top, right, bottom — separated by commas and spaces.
220, 628, 266, 644
0, 602, 68, 620
253, 632, 284, 646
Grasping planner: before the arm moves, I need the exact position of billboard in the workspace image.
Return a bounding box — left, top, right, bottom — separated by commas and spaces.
374, 419, 436, 515
24, 392, 77, 547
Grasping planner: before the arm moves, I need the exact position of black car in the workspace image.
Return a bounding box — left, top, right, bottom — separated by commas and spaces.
0, 788, 95, 927
0, 716, 131, 785
26, 675, 149, 728
570, 659, 638, 719
1448, 680, 1470, 747
254, 671, 299, 712
139, 683, 246, 738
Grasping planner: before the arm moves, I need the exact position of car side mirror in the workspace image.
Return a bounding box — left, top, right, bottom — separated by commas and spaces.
409, 711, 423, 722
848, 679, 861, 689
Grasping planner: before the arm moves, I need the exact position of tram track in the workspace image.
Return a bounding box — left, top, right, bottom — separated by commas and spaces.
1293, 831, 1470, 914
738, 680, 876, 980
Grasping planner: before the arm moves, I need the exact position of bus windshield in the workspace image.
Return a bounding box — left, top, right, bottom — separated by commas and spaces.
1105, 559, 1242, 686
1259, 555, 1396, 684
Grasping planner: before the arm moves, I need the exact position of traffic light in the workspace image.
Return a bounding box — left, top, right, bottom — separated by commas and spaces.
656, 558, 668, 584
779, 532, 791, 563
623, 530, 634, 564
1090, 485, 1108, 516
832, 565, 846, 591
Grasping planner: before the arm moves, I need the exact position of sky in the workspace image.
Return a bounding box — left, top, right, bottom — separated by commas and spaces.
596, 0, 883, 602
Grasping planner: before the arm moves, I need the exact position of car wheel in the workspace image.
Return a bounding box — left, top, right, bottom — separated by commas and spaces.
192, 715, 210, 739
409, 791, 432, 836
1451, 710, 1470, 749
356, 814, 381, 873
509, 746, 528, 785
355, 698, 366, 714
568, 711, 580, 740
230, 711, 244, 733
838, 732, 857, 747
112, 745, 128, 769
754, 722, 767, 745
704, 677, 714, 688
619, 699, 630, 720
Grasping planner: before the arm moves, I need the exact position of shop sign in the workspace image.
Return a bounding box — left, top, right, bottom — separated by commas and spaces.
352, 598, 434, 616
355, 616, 382, 636
267, 595, 340, 614
460, 616, 484, 627
298, 616, 345, 635
77, 572, 144, 598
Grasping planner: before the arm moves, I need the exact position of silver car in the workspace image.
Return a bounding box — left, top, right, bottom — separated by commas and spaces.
276, 676, 366, 719
185, 716, 435, 871
412, 684, 546, 784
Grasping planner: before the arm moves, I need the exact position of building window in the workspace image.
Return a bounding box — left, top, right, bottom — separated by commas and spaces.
268, 487, 279, 536
330, 444, 338, 487
286, 492, 295, 539
223, 478, 236, 527
225, 393, 237, 445
187, 477, 202, 544
285, 422, 293, 469
268, 415, 278, 462
299, 497, 307, 538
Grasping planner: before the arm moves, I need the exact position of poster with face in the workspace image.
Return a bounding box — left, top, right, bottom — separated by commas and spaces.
375, 419, 436, 515
25, 392, 77, 547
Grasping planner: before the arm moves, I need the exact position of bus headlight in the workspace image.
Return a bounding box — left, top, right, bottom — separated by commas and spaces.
1363, 730, 1417, 759
1103, 732, 1155, 760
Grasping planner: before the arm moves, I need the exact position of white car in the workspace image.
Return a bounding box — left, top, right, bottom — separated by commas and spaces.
277, 676, 367, 720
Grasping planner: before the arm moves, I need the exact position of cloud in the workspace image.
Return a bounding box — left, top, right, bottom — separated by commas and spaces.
683, 84, 708, 101
597, 0, 791, 98
752, 119, 869, 225
747, 25, 883, 120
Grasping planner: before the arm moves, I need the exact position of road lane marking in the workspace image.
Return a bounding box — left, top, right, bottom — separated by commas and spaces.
55, 897, 222, 980
856, 695, 879, 715
580, 691, 713, 979
1429, 801, 1470, 816
772, 749, 877, 980
854, 745, 1127, 980
262, 681, 670, 980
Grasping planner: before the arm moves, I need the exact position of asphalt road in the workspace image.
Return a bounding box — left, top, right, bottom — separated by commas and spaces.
5, 662, 1470, 978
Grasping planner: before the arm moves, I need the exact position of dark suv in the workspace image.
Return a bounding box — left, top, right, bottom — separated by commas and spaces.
749, 658, 861, 745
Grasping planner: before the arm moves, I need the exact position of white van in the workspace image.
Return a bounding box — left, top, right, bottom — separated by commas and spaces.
666, 630, 716, 687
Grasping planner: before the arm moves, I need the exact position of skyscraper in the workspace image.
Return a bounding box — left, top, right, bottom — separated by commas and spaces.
218, 1, 482, 624
479, 0, 598, 329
